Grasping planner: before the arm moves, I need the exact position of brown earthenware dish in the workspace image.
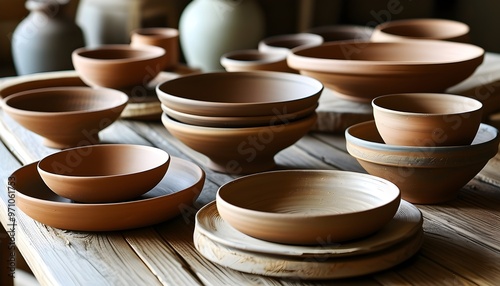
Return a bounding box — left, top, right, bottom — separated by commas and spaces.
372, 93, 483, 146
216, 169, 401, 245
1, 86, 128, 149
345, 121, 499, 204
38, 144, 171, 203
258, 33, 324, 56
220, 49, 295, 73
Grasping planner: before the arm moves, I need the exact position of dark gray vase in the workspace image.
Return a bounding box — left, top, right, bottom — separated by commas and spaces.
11, 0, 85, 75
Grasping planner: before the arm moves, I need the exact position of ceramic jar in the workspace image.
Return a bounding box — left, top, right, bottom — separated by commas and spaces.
179, 0, 265, 71
11, 0, 85, 75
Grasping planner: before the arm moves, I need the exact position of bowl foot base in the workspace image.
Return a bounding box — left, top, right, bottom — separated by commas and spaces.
42, 133, 100, 149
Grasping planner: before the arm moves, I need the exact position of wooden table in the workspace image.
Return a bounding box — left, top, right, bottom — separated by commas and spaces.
2, 56, 500, 285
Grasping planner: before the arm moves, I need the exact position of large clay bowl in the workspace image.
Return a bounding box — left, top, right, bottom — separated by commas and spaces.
345, 121, 500, 204
372, 93, 483, 146
220, 49, 295, 73
371, 18, 470, 43
216, 170, 401, 245
38, 144, 171, 203
258, 33, 324, 56
161, 112, 317, 174
1, 87, 128, 149
72, 44, 165, 89
287, 40, 484, 102
156, 71, 323, 117
160, 103, 317, 128
12, 157, 204, 231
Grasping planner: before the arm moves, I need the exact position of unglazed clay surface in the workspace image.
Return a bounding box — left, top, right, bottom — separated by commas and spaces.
38, 144, 170, 203
1, 86, 128, 148
156, 71, 323, 117
220, 49, 295, 73
216, 169, 401, 244
258, 33, 323, 56
345, 121, 499, 204
130, 27, 179, 70
12, 157, 204, 231
372, 93, 483, 146
287, 40, 484, 102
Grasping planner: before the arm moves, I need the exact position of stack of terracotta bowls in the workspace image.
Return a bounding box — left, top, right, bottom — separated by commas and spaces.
156, 71, 322, 174
193, 170, 425, 279
346, 93, 500, 204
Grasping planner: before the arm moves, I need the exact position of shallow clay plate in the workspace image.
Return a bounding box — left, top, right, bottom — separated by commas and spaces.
11, 157, 205, 231
195, 200, 422, 258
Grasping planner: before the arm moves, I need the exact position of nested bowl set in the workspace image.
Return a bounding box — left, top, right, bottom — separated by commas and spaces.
2, 17, 498, 279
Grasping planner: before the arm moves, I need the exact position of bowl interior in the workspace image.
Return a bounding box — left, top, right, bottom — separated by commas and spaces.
373, 93, 482, 114
75, 45, 164, 61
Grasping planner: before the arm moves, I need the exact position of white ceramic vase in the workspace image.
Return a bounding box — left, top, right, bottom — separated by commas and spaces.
179, 0, 265, 71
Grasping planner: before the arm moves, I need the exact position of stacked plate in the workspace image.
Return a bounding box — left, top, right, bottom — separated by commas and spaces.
156, 71, 323, 174
194, 170, 424, 279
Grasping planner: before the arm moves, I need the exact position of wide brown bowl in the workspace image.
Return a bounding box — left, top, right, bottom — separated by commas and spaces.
37, 144, 171, 203
220, 49, 295, 73
216, 170, 401, 245
1, 86, 128, 149
72, 44, 165, 89
371, 18, 470, 43
12, 157, 204, 231
287, 40, 484, 102
161, 112, 317, 174
156, 71, 323, 117
372, 93, 483, 146
258, 33, 324, 56
160, 103, 317, 128
345, 121, 499, 204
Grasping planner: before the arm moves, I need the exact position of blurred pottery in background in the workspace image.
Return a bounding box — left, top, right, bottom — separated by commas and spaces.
130, 27, 180, 70
220, 49, 295, 73
307, 25, 373, 42
258, 33, 323, 56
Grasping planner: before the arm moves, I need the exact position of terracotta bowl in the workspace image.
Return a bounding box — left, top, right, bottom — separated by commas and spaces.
72, 44, 165, 89
220, 49, 295, 73
258, 33, 324, 56
287, 40, 484, 102
216, 170, 401, 245
307, 24, 374, 42
12, 157, 204, 231
160, 103, 317, 128
130, 27, 180, 70
345, 121, 500, 204
161, 112, 317, 174
37, 144, 171, 203
1, 87, 128, 149
371, 18, 470, 43
156, 71, 323, 117
372, 93, 483, 146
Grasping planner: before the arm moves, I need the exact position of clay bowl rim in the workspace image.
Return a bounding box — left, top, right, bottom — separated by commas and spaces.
372, 18, 470, 41
156, 71, 323, 117
37, 144, 171, 203
372, 93, 483, 117
130, 27, 179, 39
306, 24, 374, 41
1, 86, 129, 116
287, 40, 485, 74
258, 33, 324, 52
160, 102, 318, 127
217, 169, 401, 218
72, 44, 166, 65
220, 49, 288, 66
345, 120, 499, 167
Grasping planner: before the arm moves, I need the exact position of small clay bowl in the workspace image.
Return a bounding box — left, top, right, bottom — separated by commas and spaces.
258, 33, 324, 56
371, 18, 470, 43
130, 27, 180, 70
37, 144, 171, 203
72, 44, 165, 89
161, 112, 317, 174
307, 24, 374, 42
287, 40, 484, 102
372, 93, 483, 146
156, 71, 323, 117
160, 103, 317, 128
220, 49, 295, 73
216, 170, 401, 245
345, 121, 499, 204
1, 87, 128, 149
